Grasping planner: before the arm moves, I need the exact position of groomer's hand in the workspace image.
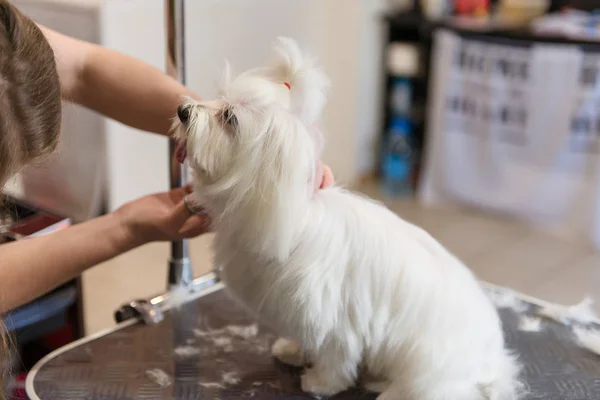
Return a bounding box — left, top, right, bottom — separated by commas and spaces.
115, 186, 210, 245
118, 162, 331, 246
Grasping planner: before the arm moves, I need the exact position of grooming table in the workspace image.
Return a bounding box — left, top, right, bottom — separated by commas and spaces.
26, 276, 600, 400
25, 2, 600, 398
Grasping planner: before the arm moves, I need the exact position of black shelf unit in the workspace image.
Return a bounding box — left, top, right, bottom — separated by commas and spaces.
380, 12, 436, 190
380, 6, 600, 191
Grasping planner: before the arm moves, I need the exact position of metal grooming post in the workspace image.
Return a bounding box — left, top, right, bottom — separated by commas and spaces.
166, 0, 193, 289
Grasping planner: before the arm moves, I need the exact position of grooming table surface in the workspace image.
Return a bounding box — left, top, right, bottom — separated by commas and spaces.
28, 285, 600, 400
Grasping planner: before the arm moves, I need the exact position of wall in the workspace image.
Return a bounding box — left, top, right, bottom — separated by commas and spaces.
317, 0, 389, 180
356, 0, 390, 175
185, 0, 390, 184
101, 0, 170, 210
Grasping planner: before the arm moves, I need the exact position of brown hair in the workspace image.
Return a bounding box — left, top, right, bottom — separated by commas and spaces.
0, 0, 62, 397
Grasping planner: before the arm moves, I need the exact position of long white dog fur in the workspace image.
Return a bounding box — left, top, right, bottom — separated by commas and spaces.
173, 38, 522, 400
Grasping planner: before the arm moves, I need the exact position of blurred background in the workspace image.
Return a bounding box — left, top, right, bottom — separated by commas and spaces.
3, 0, 600, 393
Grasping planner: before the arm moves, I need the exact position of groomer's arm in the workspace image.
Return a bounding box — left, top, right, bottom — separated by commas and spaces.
38, 24, 335, 186
0, 213, 135, 313
0, 187, 208, 314
39, 24, 195, 136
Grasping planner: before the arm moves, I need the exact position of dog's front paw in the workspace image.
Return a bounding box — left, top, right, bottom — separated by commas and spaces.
301, 368, 348, 397
271, 338, 304, 367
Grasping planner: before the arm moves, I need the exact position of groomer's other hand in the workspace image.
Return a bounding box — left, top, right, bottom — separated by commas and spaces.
115, 186, 210, 245
315, 162, 334, 191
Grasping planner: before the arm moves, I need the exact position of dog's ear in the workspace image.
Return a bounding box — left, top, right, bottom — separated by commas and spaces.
272, 37, 330, 126
219, 60, 233, 91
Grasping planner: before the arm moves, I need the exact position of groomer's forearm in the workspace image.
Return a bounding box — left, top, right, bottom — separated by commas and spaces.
0, 214, 139, 313
76, 45, 197, 135
39, 24, 197, 136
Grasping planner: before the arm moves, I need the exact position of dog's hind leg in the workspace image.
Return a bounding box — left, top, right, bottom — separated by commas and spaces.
376, 384, 403, 400
271, 338, 305, 367
363, 379, 391, 394
300, 340, 361, 397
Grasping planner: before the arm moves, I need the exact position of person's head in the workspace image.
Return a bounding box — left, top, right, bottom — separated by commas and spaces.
0, 1, 62, 396
0, 0, 62, 188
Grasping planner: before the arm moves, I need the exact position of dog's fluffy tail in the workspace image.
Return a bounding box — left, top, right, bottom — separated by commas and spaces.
479, 352, 525, 400
272, 37, 329, 126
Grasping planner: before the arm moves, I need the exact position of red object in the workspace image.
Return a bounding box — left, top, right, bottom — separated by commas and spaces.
455, 0, 489, 15
11, 214, 65, 236
283, 82, 291, 90
10, 372, 27, 399
455, 0, 472, 14
42, 321, 76, 349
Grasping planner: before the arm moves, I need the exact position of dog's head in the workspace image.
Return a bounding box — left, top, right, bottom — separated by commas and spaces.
173, 38, 329, 258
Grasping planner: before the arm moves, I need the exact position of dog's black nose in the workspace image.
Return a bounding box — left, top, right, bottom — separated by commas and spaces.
177, 104, 191, 123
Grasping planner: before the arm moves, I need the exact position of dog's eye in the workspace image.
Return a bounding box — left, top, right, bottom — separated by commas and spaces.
221, 108, 238, 128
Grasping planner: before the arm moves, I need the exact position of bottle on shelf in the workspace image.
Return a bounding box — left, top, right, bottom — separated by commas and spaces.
420, 0, 452, 19
390, 77, 413, 116
383, 41, 421, 197
382, 117, 416, 197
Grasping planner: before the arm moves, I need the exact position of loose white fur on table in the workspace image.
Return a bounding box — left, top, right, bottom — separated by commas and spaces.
145, 369, 172, 388
485, 286, 529, 314
574, 327, 600, 356
173, 345, 200, 358
483, 282, 600, 327
518, 316, 543, 333
221, 371, 241, 386
192, 323, 259, 339
173, 38, 522, 400
537, 297, 597, 326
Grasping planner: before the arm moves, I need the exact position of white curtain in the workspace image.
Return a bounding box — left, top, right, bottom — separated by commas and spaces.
420, 29, 600, 250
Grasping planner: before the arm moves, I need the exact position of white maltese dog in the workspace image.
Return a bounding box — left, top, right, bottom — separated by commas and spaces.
173, 38, 522, 400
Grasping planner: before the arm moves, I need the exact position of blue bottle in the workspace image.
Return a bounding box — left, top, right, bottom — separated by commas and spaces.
390, 78, 412, 116
382, 118, 414, 196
